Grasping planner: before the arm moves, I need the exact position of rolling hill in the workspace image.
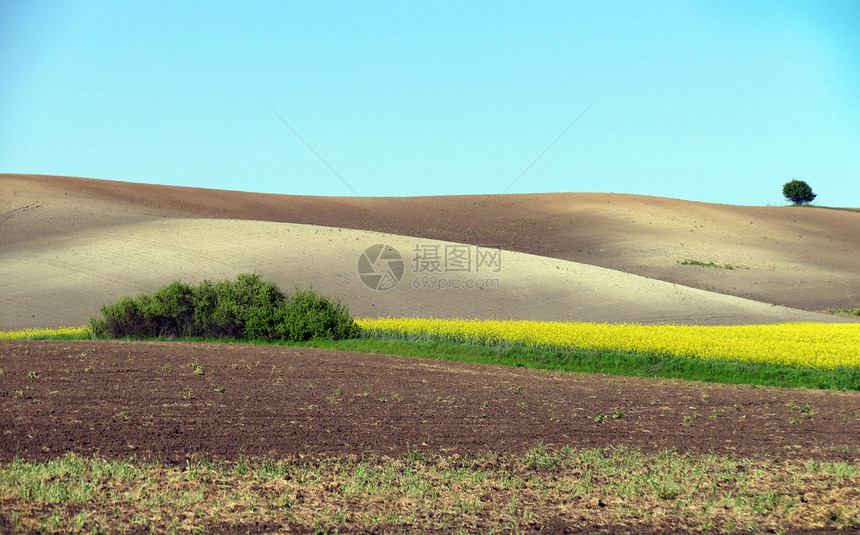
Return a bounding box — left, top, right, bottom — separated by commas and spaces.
2, 174, 857, 329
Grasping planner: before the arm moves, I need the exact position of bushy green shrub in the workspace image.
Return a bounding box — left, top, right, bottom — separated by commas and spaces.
279, 290, 361, 341
89, 274, 359, 341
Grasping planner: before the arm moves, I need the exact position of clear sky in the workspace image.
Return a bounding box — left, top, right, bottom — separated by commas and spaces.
2, 1, 858, 206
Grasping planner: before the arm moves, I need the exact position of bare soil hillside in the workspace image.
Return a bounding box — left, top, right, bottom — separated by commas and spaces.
1, 216, 851, 329
3, 174, 857, 312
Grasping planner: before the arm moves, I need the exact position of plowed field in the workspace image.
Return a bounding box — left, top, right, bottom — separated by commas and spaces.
3, 340, 858, 463
2, 341, 860, 533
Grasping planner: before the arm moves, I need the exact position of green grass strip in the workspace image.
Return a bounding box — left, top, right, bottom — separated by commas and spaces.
5, 328, 859, 391
286, 337, 860, 391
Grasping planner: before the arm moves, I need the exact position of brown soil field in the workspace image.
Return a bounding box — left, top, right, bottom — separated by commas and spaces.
2, 340, 859, 533
3, 340, 858, 464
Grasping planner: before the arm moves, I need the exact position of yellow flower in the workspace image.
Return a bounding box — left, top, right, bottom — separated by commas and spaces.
356, 318, 860, 370
0, 326, 92, 340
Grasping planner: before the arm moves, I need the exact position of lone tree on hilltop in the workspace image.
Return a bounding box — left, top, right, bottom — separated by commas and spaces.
783, 179, 817, 205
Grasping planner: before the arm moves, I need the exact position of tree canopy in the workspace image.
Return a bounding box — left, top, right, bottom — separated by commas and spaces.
783, 180, 816, 205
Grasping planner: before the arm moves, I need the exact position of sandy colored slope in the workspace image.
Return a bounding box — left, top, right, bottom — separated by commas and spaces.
3, 174, 858, 313
2, 174, 859, 329
0, 216, 853, 330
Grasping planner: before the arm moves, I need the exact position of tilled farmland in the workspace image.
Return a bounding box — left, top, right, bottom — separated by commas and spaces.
1, 340, 858, 533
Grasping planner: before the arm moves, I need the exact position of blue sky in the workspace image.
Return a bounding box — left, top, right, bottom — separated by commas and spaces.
2, 1, 858, 206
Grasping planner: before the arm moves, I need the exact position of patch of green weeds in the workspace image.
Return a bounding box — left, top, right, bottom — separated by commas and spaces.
823, 308, 860, 317
787, 402, 819, 424
679, 259, 748, 270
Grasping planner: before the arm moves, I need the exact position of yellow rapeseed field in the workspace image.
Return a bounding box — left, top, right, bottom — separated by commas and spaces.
356, 318, 860, 370
0, 326, 92, 340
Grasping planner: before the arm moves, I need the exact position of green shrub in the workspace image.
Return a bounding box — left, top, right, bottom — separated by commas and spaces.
190, 280, 240, 338
279, 290, 361, 341
148, 281, 197, 336
89, 274, 359, 342
212, 274, 287, 340
91, 297, 143, 339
